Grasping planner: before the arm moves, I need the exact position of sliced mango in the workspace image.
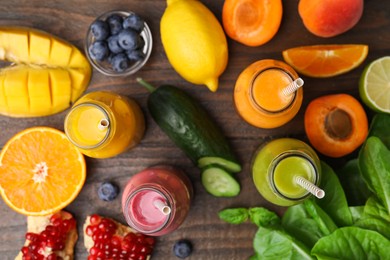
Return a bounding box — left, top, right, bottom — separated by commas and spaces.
0, 26, 91, 117
29, 31, 51, 65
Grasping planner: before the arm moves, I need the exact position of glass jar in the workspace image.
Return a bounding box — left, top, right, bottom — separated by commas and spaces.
122, 165, 193, 236
64, 91, 145, 158
234, 59, 303, 129
252, 138, 321, 206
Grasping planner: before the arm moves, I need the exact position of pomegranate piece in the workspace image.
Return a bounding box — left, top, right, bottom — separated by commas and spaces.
16, 211, 78, 260
84, 214, 155, 260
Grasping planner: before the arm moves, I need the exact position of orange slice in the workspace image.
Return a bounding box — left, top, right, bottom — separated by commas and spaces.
0, 127, 86, 216
282, 44, 369, 78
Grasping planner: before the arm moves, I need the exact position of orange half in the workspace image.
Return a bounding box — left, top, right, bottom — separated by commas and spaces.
282, 44, 369, 78
0, 127, 86, 216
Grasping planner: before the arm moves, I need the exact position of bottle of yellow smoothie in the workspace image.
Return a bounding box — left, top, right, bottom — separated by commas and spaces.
252, 138, 323, 206
234, 59, 303, 129
64, 91, 145, 158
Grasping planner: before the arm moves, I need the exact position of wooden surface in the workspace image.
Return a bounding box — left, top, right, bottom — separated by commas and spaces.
0, 1, 389, 259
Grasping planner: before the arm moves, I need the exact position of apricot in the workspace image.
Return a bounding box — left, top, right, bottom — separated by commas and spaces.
304, 94, 368, 158
298, 0, 363, 38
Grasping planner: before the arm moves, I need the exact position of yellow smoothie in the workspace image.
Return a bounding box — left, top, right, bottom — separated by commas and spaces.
65, 91, 145, 158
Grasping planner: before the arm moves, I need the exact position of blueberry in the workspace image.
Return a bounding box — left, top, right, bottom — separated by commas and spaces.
110, 53, 129, 72
98, 182, 119, 201
90, 20, 110, 40
88, 40, 109, 61
123, 13, 145, 32
126, 49, 145, 61
118, 28, 140, 50
173, 239, 193, 259
107, 35, 123, 54
106, 14, 123, 35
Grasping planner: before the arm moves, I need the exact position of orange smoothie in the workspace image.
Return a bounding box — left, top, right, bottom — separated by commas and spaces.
234, 59, 303, 128
64, 91, 145, 158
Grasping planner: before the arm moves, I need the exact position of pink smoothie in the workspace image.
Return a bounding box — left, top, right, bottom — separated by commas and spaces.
122, 165, 193, 236
128, 189, 169, 231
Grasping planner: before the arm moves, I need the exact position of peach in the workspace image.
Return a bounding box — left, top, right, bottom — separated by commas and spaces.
298, 0, 363, 38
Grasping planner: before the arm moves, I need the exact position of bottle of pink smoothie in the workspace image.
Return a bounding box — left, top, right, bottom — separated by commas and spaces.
121, 165, 193, 236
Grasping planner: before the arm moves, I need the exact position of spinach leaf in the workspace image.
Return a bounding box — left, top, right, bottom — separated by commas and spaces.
218, 208, 248, 224
368, 113, 390, 149
304, 199, 337, 235
253, 226, 314, 260
358, 136, 390, 215
316, 161, 353, 226
282, 204, 325, 248
337, 159, 372, 206
312, 227, 390, 260
349, 206, 365, 223
249, 207, 280, 227
354, 217, 390, 240
364, 196, 390, 222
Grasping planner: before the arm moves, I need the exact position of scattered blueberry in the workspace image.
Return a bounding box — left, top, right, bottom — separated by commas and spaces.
107, 35, 123, 54
90, 20, 110, 40
123, 13, 144, 32
107, 14, 123, 35
173, 239, 193, 259
126, 49, 145, 61
98, 182, 119, 201
88, 40, 109, 61
110, 53, 129, 72
118, 28, 140, 50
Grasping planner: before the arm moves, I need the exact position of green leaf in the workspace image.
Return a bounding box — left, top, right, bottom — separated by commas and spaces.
312, 227, 390, 260
304, 199, 338, 235
218, 208, 248, 224
354, 217, 390, 240
364, 196, 390, 222
316, 162, 353, 226
368, 113, 390, 149
349, 206, 365, 223
358, 136, 390, 215
253, 226, 314, 260
249, 207, 280, 227
282, 204, 325, 248
337, 159, 372, 206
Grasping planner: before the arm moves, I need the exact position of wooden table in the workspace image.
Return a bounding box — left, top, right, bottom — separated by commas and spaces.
0, 0, 389, 259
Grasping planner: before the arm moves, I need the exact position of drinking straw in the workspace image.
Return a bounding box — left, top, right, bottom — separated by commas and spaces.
282, 78, 304, 96
98, 118, 110, 130
294, 176, 325, 199
153, 200, 172, 215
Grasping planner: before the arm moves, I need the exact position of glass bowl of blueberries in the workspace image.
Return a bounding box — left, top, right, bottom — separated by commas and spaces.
85, 10, 152, 76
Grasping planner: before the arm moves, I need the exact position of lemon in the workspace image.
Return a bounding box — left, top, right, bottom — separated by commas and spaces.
359, 56, 390, 113
161, 0, 228, 92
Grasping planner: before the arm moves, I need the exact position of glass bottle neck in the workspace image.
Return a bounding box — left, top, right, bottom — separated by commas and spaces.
64, 102, 112, 149
269, 151, 319, 201
124, 186, 172, 234
249, 67, 296, 114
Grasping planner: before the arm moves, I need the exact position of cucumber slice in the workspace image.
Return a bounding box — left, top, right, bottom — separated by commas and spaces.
198, 156, 242, 173
201, 166, 240, 197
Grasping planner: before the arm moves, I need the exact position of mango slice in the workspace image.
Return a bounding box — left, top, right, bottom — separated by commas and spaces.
0, 26, 91, 117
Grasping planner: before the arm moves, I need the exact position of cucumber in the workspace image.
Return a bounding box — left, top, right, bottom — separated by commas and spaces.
138, 78, 240, 165
201, 165, 240, 197
198, 156, 242, 173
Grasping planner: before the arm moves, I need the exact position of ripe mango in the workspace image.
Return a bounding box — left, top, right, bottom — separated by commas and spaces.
0, 27, 91, 117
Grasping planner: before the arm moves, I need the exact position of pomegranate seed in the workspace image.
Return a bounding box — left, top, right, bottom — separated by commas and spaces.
26, 233, 39, 242
111, 236, 121, 246
87, 256, 97, 260
89, 246, 99, 256
90, 214, 101, 225
46, 253, 57, 260
86, 226, 94, 236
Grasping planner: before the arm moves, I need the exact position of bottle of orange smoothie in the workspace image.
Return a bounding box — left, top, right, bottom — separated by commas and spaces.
64, 91, 145, 158
234, 59, 303, 129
